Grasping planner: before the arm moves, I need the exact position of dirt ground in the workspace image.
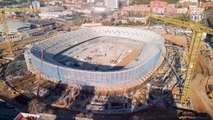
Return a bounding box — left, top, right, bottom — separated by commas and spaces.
190, 74, 213, 118
165, 35, 187, 47
188, 43, 213, 118
195, 43, 213, 75
76, 39, 141, 67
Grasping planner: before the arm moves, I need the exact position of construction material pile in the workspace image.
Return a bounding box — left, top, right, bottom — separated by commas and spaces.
4, 60, 30, 79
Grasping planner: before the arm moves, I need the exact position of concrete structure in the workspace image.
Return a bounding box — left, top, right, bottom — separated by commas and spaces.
40, 6, 65, 12
179, 0, 198, 3
177, 7, 188, 14
62, 2, 90, 9
121, 2, 177, 15
127, 0, 130, 6
165, 4, 177, 14
32, 1, 40, 9
0, 21, 31, 40
92, 6, 107, 13
38, 11, 73, 19
179, 1, 191, 7
150, 1, 168, 14
152, 7, 165, 14
87, 0, 95, 3
14, 113, 40, 120
105, 0, 119, 9
189, 7, 204, 22
0, 21, 30, 33
122, 4, 151, 14
29, 27, 165, 93
150, 1, 168, 8
81, 23, 102, 27
202, 2, 213, 9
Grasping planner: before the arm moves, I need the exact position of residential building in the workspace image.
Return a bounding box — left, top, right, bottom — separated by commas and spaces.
92, 6, 107, 13
87, 0, 95, 2
165, 6, 177, 14
202, 2, 213, 9
177, 8, 188, 13
105, 0, 119, 9
150, 1, 168, 8
32, 1, 41, 9
152, 7, 165, 14
179, 0, 198, 3
121, 4, 151, 15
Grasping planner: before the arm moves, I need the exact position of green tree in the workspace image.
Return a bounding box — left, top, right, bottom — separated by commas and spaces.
102, 20, 114, 26
175, 14, 191, 22
132, 0, 150, 4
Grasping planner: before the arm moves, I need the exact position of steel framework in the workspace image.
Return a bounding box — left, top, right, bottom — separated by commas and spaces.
150, 15, 213, 107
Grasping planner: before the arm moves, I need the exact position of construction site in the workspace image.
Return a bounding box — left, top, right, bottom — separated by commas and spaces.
0, 8, 213, 120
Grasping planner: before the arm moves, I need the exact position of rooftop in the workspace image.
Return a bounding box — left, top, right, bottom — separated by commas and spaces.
0, 21, 30, 33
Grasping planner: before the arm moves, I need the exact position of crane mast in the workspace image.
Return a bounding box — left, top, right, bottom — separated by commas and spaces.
149, 15, 213, 108
0, 11, 14, 57
0, 8, 38, 57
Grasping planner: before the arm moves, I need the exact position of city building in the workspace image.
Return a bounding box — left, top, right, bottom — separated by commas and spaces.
177, 7, 188, 13
127, 0, 130, 6
87, 0, 95, 3
0, 21, 31, 40
32, 1, 41, 9
150, 1, 168, 8
179, 1, 191, 7
28, 20, 56, 32
38, 11, 73, 19
40, 6, 65, 12
165, 6, 177, 14
62, 2, 90, 9
150, 1, 168, 14
201, 2, 213, 9
179, 0, 198, 3
14, 113, 40, 120
105, 0, 119, 9
121, 4, 151, 15
92, 6, 107, 13
189, 7, 204, 22
152, 7, 165, 14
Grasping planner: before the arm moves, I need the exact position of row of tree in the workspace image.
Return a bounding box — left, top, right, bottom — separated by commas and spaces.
102, 20, 146, 26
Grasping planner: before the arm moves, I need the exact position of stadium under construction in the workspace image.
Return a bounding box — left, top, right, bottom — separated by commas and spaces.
24, 27, 176, 114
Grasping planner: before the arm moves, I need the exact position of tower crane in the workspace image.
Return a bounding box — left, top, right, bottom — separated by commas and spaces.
0, 8, 38, 57
149, 15, 213, 108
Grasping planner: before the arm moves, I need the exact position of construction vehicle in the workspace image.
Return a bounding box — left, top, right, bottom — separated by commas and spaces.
148, 15, 213, 108
51, 85, 80, 109
12, 75, 35, 88
208, 92, 213, 99
207, 85, 213, 99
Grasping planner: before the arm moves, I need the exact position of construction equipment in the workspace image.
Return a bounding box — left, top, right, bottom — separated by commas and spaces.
0, 8, 34, 57
51, 85, 80, 108
148, 15, 213, 108
12, 75, 35, 87
0, 8, 39, 57
207, 85, 213, 99
208, 92, 213, 99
